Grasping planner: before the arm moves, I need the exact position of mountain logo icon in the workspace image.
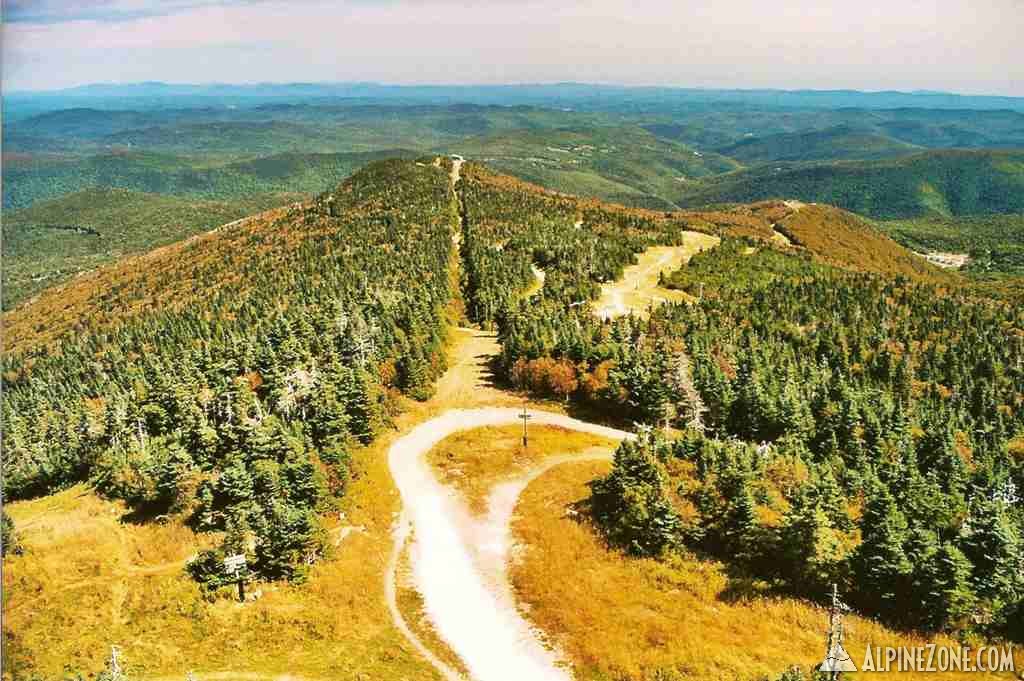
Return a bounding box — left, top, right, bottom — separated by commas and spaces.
820, 643, 857, 672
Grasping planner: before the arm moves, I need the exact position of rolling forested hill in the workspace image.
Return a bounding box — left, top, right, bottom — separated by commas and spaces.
3, 160, 461, 594
2, 187, 302, 309
453, 127, 739, 209
675, 150, 1024, 219
644, 107, 1024, 151
3, 158, 1022, 680
6, 95, 1023, 292
2, 149, 421, 209
717, 125, 923, 162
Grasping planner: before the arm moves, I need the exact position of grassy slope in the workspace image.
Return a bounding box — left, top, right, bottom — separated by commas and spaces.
777, 204, 957, 282
510, 460, 1022, 681
2, 188, 301, 309
675, 150, 1024, 219
674, 199, 953, 284
2, 425, 443, 681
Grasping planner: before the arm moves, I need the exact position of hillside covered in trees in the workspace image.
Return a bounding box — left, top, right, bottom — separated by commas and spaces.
1, 188, 303, 309
452, 165, 1023, 641
7, 95, 1022, 302
3, 159, 459, 585
674, 150, 1024, 219
3, 158, 1022, 665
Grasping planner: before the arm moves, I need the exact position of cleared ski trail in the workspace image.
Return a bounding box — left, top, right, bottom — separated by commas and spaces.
593, 232, 719, 319
383, 158, 633, 680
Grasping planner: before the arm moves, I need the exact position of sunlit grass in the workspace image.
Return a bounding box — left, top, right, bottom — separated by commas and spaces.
426, 424, 616, 515
510, 461, 1022, 681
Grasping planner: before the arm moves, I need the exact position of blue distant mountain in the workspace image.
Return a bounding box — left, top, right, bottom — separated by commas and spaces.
7, 82, 1023, 112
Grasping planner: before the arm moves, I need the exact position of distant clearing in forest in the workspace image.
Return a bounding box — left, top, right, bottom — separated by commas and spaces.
593, 232, 720, 319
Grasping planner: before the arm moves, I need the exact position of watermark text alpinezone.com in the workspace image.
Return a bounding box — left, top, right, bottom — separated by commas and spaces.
860, 644, 1016, 673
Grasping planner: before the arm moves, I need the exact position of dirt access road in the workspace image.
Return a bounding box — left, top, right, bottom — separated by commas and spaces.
385, 160, 706, 680
387, 408, 630, 681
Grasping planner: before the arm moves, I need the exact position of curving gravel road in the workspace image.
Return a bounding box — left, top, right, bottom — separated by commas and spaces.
387, 408, 631, 681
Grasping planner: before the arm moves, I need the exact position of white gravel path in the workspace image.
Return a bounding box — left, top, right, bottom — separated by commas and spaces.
387, 408, 631, 681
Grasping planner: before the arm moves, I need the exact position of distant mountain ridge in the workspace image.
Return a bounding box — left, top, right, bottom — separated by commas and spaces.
8, 81, 1024, 111
718, 125, 923, 162
676, 149, 1024, 219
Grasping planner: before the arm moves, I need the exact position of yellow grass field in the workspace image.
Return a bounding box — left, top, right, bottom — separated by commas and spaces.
426, 424, 617, 514
509, 460, 1023, 681
2, 457, 439, 681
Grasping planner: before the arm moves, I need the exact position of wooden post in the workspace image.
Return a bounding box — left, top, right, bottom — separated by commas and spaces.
109, 646, 123, 680
223, 554, 248, 603
520, 399, 531, 448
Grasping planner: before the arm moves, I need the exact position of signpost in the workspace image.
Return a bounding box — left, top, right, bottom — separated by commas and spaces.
519, 399, 531, 447
223, 554, 248, 602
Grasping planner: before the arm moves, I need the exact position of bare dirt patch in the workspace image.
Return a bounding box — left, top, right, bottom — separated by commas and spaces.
918, 251, 970, 269
523, 264, 546, 298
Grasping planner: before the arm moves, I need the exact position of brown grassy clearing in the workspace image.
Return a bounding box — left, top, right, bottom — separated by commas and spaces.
425, 424, 616, 515
778, 204, 956, 283
509, 460, 1022, 681
2, 464, 440, 681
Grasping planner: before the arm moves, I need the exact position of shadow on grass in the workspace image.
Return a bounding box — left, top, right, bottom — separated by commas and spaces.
119, 500, 173, 525
716, 573, 781, 604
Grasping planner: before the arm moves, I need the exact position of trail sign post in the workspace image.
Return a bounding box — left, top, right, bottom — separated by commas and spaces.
223, 554, 248, 602
520, 400, 531, 447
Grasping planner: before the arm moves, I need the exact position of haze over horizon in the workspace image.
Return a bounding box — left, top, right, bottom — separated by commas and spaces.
3, 0, 1022, 96
7, 79, 1020, 99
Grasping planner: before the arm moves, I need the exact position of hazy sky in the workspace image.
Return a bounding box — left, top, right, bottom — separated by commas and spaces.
3, 0, 1022, 95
